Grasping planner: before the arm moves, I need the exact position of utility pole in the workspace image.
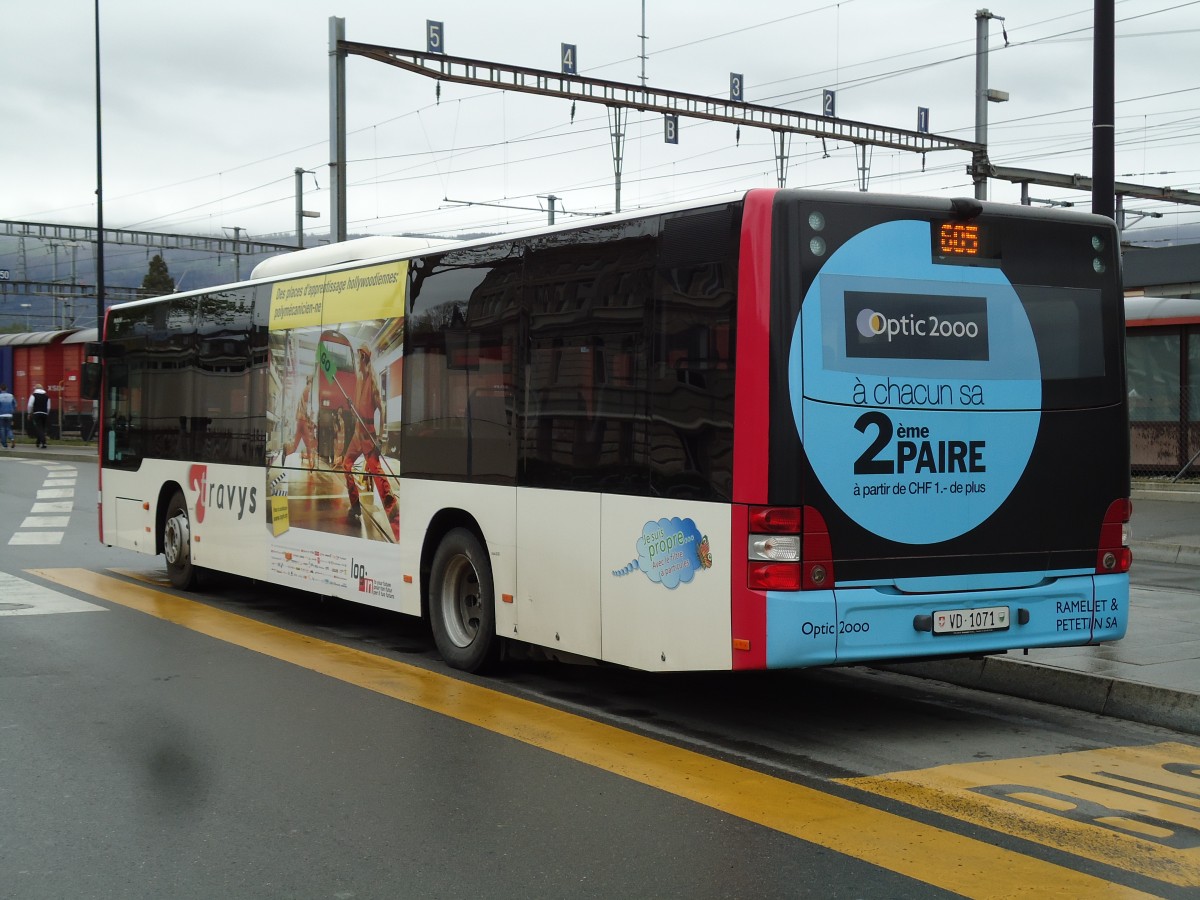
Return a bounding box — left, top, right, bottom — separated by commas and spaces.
973, 8, 1008, 201
329, 17, 348, 242
638, 1, 647, 88
94, 0, 105, 332
608, 108, 626, 213
1093, 0, 1115, 219
224, 226, 244, 280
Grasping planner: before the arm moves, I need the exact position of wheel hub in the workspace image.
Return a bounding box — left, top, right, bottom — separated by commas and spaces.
164, 512, 190, 566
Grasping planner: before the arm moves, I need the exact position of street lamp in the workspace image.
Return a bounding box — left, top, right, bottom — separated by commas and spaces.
295, 168, 320, 248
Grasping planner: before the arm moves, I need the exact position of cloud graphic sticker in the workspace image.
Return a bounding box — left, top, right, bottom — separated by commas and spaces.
612, 517, 708, 589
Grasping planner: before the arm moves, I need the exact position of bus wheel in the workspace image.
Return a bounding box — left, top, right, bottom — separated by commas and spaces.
429, 528, 499, 673
164, 490, 198, 590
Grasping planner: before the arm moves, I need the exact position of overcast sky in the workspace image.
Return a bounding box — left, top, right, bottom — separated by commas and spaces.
5, 0, 1199, 246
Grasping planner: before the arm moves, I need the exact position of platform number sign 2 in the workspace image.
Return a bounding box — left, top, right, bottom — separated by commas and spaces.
561, 43, 577, 75
823, 89, 836, 118
426, 20, 444, 55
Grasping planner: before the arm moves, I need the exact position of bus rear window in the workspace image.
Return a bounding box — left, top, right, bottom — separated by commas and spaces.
1018, 284, 1117, 409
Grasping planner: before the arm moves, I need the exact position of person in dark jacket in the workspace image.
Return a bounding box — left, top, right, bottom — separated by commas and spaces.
27, 383, 50, 448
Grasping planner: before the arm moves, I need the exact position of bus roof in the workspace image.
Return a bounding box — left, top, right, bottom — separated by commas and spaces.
105, 189, 1118, 318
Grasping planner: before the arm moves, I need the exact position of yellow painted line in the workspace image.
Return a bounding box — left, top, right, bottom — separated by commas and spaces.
843, 743, 1200, 887
35, 567, 1163, 900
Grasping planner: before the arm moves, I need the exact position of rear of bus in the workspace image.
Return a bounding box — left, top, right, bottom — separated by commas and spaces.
732, 189, 1130, 669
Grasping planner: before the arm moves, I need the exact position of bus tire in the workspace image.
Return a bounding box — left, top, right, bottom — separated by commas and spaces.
429, 528, 499, 673
164, 489, 199, 590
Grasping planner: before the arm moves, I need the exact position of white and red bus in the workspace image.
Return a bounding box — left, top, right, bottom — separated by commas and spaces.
87, 188, 1131, 672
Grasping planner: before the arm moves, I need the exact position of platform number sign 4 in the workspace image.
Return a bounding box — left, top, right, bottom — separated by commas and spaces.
426, 20, 444, 55
823, 89, 836, 118
561, 43, 577, 76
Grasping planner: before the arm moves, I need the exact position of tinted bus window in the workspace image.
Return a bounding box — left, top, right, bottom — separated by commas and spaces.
405, 244, 522, 484
650, 207, 738, 501
195, 288, 265, 464
522, 221, 656, 493
104, 296, 198, 468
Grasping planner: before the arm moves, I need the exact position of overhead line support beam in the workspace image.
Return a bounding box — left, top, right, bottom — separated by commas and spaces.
0, 220, 297, 254
340, 41, 980, 160
991, 167, 1200, 206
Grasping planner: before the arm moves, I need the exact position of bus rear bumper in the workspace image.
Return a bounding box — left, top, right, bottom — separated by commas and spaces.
764, 572, 1130, 668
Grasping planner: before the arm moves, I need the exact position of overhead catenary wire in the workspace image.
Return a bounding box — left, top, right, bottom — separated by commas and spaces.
8, 0, 1200, 243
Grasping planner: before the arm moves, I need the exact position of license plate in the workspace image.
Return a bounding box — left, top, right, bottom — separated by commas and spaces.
932, 605, 1010, 635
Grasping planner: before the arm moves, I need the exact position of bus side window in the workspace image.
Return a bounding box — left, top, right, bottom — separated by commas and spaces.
649, 208, 738, 501
404, 245, 521, 484
522, 226, 654, 494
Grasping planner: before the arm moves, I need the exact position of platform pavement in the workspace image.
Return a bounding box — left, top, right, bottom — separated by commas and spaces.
4, 442, 1198, 736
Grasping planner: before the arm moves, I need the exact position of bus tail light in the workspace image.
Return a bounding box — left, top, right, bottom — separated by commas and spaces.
1096, 498, 1132, 574
747, 506, 834, 591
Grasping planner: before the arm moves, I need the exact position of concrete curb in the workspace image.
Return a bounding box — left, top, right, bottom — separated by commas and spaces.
880, 656, 1200, 736
1132, 488, 1200, 504
3, 447, 97, 464
1131, 540, 1200, 567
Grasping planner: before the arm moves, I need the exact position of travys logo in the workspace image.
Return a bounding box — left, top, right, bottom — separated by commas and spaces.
187, 464, 258, 523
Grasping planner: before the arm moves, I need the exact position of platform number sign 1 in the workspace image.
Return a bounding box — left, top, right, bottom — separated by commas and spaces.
561, 43, 577, 75
823, 89, 836, 118
730, 73, 743, 103
426, 20, 444, 55
917, 106, 930, 134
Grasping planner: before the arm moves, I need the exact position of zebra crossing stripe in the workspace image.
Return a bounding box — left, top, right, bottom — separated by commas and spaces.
0, 572, 103, 614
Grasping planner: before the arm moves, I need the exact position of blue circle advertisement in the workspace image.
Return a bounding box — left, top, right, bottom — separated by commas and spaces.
789, 219, 1041, 545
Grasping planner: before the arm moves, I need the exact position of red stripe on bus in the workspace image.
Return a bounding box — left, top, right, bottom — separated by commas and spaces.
1126, 317, 1200, 328
730, 503, 767, 669
733, 188, 775, 504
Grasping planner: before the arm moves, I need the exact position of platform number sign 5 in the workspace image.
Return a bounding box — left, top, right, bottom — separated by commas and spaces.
561, 43, 577, 75
823, 89, 836, 118
426, 20, 444, 55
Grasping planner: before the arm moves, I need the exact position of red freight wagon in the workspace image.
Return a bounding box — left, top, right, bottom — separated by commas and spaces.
0, 329, 97, 438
